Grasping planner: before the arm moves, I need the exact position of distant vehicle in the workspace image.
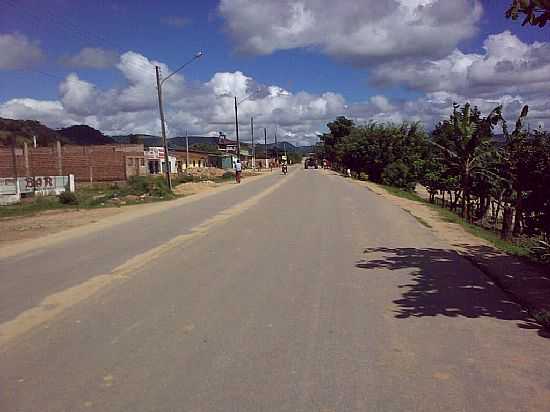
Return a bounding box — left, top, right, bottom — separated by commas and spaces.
304, 158, 318, 169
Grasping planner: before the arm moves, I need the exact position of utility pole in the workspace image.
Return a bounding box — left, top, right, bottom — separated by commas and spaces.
274, 127, 278, 166
185, 129, 189, 171
264, 128, 268, 170
251, 117, 254, 170
155, 65, 172, 190
153, 51, 204, 190
234, 96, 240, 158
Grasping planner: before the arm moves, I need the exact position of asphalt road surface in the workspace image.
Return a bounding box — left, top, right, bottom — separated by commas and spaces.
2, 167, 549, 412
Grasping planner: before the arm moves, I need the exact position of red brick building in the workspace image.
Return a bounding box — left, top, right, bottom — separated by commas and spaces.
0, 143, 145, 182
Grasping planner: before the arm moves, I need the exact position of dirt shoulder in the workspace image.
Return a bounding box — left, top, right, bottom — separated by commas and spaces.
348, 176, 550, 330
0, 170, 272, 258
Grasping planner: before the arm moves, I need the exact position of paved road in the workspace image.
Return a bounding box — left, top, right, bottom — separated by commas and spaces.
2, 167, 549, 412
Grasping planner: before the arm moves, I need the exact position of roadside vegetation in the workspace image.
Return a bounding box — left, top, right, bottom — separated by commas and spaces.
0, 171, 236, 219
318, 104, 550, 264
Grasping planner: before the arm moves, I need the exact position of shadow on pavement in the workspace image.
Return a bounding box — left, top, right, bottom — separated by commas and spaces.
356, 247, 550, 339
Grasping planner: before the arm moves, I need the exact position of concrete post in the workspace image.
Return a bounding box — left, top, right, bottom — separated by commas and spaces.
68, 174, 75, 192
56, 140, 63, 175
23, 142, 30, 177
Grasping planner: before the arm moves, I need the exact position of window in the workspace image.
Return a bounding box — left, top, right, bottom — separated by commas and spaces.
140, 158, 145, 166
127, 158, 134, 166
193, 160, 196, 167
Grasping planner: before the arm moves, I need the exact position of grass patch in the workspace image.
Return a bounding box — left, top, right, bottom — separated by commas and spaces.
380, 184, 425, 202
0, 173, 239, 219
402, 208, 432, 228
375, 182, 532, 259
0, 196, 72, 218
0, 175, 176, 219
172, 171, 235, 186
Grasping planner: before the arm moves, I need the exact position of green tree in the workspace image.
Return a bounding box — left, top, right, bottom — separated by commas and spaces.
429, 103, 503, 221
320, 116, 354, 166
330, 121, 427, 189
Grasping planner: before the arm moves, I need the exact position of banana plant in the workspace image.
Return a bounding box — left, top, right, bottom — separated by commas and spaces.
430, 103, 505, 221
506, 0, 550, 27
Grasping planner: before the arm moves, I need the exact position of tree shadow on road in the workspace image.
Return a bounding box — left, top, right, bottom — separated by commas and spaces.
356, 247, 550, 339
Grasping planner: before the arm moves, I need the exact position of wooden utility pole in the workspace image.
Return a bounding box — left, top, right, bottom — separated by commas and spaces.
251, 117, 254, 169
264, 128, 268, 170
185, 129, 189, 170
155, 65, 172, 190
274, 127, 278, 166
234, 96, 240, 157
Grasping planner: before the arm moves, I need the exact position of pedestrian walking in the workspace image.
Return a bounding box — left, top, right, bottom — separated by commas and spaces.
235, 159, 242, 183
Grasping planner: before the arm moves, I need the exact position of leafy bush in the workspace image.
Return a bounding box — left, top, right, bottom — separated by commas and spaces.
533, 309, 550, 330
173, 174, 195, 185
382, 161, 416, 190
218, 171, 234, 181
58, 191, 79, 205
126, 176, 173, 198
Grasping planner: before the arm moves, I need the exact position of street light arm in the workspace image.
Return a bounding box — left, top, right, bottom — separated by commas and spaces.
160, 51, 204, 87
237, 88, 262, 106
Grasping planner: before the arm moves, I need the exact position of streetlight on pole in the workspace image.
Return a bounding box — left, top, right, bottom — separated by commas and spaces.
155, 51, 204, 190
233, 89, 261, 162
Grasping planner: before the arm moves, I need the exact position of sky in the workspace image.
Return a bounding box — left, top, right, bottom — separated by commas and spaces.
0, 0, 549, 146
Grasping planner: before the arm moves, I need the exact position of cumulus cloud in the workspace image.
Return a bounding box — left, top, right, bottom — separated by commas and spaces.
218, 0, 482, 64
61, 47, 119, 69
0, 51, 348, 144
2, 29, 549, 145
371, 31, 550, 98
0, 33, 43, 69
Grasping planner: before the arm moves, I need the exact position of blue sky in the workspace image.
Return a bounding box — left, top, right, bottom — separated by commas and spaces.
1, 0, 549, 144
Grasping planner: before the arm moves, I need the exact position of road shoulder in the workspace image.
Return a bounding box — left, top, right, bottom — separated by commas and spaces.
0, 171, 273, 259
342, 174, 550, 332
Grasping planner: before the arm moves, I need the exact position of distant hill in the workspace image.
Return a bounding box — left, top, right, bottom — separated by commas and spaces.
254, 141, 314, 154
0, 117, 70, 147
110, 134, 158, 145
111, 135, 221, 149
0, 118, 117, 147
58, 125, 114, 145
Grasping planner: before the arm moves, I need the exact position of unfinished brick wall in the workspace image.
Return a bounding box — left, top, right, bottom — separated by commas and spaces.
0, 144, 145, 182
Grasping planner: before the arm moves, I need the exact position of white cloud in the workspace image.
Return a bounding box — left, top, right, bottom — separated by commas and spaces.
2, 29, 550, 145
370, 95, 395, 112
0, 51, 348, 145
61, 47, 119, 69
371, 31, 550, 98
218, 0, 482, 63
0, 33, 43, 69
0, 98, 80, 127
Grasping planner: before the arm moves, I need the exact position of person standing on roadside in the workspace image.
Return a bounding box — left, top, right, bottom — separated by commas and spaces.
235, 158, 242, 183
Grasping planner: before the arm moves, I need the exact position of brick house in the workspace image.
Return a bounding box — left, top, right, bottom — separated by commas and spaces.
0, 143, 145, 182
